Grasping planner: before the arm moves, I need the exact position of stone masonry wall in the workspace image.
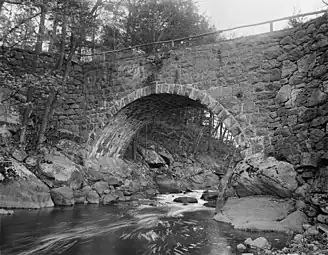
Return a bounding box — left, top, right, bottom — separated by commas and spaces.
271, 17, 328, 167
1, 14, 327, 164
0, 47, 86, 137
156, 15, 328, 167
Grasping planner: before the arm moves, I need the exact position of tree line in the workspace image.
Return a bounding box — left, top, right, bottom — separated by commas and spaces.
0, 0, 215, 56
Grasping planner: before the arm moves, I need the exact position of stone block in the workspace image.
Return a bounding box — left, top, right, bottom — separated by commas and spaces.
281, 60, 297, 78
276, 84, 292, 103
297, 53, 316, 74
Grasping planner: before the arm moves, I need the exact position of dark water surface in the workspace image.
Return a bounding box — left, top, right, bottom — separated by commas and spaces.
1, 193, 290, 255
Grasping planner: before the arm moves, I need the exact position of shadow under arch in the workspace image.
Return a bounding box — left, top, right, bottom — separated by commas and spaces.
89, 83, 248, 159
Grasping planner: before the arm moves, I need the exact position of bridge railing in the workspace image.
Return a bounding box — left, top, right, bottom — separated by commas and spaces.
221, 9, 327, 36
79, 8, 327, 62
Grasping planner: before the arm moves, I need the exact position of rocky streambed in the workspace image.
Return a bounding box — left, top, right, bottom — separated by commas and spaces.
0, 191, 292, 255
1, 190, 327, 255
1, 140, 328, 254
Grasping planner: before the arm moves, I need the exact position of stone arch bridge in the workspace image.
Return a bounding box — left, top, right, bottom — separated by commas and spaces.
83, 14, 328, 166
2, 14, 328, 167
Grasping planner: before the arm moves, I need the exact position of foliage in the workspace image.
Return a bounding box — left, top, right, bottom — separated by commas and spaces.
118, 0, 216, 52
287, 8, 305, 28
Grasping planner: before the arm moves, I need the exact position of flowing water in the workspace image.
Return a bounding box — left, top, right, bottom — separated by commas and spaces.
0, 191, 290, 255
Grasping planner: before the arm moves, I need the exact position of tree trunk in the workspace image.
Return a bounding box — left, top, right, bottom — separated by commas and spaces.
208, 111, 213, 151
199, 109, 204, 126
19, 3, 46, 149
48, 10, 58, 52
37, 88, 55, 149
56, 4, 67, 69
193, 126, 204, 155
19, 88, 33, 149
132, 137, 137, 160
32, 4, 46, 70
219, 122, 223, 140
215, 151, 240, 214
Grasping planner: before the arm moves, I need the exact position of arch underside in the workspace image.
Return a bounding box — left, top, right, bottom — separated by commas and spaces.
89, 83, 252, 159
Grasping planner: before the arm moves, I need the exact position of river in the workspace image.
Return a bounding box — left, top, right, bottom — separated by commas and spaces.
0, 191, 289, 255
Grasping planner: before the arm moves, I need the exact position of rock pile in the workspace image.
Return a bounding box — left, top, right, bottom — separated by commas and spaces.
235, 222, 328, 255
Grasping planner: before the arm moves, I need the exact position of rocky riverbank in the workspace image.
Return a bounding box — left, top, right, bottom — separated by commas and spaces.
0, 137, 223, 209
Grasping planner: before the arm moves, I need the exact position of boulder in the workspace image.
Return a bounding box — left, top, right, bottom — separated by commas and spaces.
73, 185, 92, 204
139, 147, 166, 167
86, 156, 157, 197
236, 243, 246, 251
204, 201, 216, 208
173, 196, 198, 204
178, 171, 220, 191
107, 177, 121, 187
233, 153, 298, 198
279, 210, 308, 233
50, 186, 74, 206
102, 193, 118, 205
156, 146, 174, 165
121, 179, 141, 194
11, 149, 27, 162
245, 237, 271, 249
93, 181, 109, 195
85, 157, 132, 182
201, 190, 219, 201
0, 158, 54, 209
86, 190, 100, 204
38, 150, 84, 189
113, 190, 125, 201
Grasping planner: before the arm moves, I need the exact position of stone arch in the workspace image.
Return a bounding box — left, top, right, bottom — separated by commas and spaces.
89, 83, 250, 159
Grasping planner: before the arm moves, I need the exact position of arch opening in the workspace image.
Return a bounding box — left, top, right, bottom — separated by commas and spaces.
89, 84, 247, 160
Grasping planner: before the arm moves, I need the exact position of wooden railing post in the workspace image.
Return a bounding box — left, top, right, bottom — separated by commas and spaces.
270, 22, 274, 32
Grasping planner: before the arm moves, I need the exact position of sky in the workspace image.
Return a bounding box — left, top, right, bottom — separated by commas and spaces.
197, 0, 327, 37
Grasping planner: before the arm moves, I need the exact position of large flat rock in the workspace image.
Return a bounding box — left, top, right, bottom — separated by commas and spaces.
214, 196, 307, 234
